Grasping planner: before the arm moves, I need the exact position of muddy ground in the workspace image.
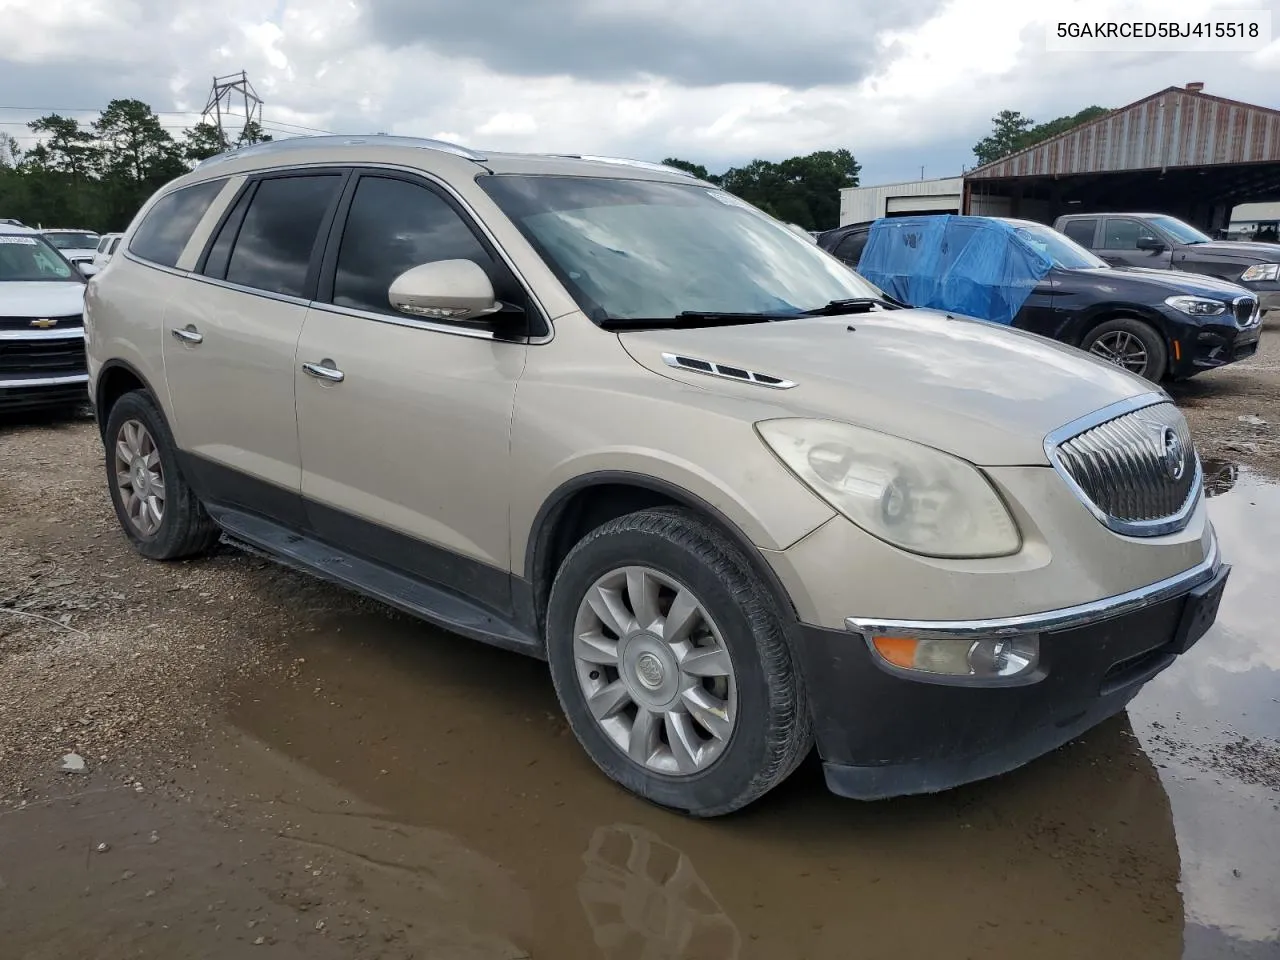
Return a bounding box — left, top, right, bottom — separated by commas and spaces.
1, 323, 1278, 958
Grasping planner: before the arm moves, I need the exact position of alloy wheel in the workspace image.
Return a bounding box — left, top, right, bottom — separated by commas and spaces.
113, 419, 166, 536
572, 566, 738, 777
1090, 330, 1150, 374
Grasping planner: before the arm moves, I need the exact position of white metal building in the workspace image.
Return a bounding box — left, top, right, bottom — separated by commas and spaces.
838, 177, 963, 225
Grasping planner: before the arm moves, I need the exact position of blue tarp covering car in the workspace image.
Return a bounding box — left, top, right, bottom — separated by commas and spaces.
856, 215, 1055, 327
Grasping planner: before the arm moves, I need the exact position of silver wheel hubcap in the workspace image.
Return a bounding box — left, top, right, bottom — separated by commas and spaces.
1090, 330, 1149, 374
573, 566, 737, 777
114, 419, 166, 536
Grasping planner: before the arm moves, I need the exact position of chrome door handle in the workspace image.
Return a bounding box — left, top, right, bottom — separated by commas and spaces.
171, 325, 203, 344
302, 360, 345, 382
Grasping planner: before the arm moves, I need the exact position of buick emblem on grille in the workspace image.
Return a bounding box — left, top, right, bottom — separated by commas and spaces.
30, 317, 57, 329
1161, 425, 1186, 481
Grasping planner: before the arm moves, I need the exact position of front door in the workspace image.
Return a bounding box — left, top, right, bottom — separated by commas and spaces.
162, 171, 346, 527
294, 172, 530, 614
1012, 272, 1064, 338
1099, 217, 1173, 270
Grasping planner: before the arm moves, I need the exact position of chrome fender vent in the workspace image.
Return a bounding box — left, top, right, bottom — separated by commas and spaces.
661, 353, 796, 389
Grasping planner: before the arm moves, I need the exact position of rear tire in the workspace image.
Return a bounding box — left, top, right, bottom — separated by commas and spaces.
104, 390, 219, 560
1082, 317, 1168, 382
545, 507, 812, 817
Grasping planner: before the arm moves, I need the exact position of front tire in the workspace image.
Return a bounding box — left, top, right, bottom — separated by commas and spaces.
104, 390, 219, 560
1082, 317, 1168, 382
545, 507, 812, 817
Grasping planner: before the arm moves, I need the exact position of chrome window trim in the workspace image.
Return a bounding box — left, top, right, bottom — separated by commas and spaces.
0, 373, 89, 388
186, 272, 313, 308
847, 531, 1220, 640
1042, 391, 1203, 538
121, 250, 189, 278
308, 302, 509, 343
0, 327, 85, 341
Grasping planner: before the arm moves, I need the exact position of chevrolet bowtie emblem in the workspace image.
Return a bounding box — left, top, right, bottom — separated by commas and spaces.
30, 318, 58, 328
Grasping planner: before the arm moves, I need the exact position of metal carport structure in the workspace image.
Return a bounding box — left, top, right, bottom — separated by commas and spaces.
963, 83, 1280, 233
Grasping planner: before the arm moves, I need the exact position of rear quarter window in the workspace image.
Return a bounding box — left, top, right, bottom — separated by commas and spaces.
1062, 219, 1097, 248
129, 179, 227, 268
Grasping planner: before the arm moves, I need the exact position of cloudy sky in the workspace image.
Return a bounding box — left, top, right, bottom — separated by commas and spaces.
1, 0, 1278, 185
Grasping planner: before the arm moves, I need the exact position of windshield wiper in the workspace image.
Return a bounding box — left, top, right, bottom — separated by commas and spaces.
598, 311, 785, 331
801, 296, 904, 316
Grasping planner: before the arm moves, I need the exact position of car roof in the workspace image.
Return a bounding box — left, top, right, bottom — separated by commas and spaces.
179, 134, 709, 190
0, 224, 39, 236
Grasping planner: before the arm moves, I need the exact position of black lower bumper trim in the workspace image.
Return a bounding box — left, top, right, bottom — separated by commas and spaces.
793, 563, 1229, 800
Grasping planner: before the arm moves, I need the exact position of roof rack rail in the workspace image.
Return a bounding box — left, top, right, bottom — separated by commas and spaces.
194, 134, 486, 169
548, 155, 699, 178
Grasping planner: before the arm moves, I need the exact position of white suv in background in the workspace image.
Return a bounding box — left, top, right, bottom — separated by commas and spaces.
83, 136, 1226, 816
39, 229, 100, 273
83, 233, 124, 277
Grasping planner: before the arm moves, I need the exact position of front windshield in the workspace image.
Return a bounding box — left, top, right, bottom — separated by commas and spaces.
0, 235, 79, 282
1147, 215, 1211, 245
1008, 221, 1109, 269
45, 231, 99, 249
478, 175, 883, 323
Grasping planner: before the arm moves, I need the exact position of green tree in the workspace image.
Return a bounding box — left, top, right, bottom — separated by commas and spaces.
717, 149, 860, 230
0, 133, 21, 168
973, 105, 1109, 166
235, 120, 273, 147
973, 110, 1034, 166
182, 121, 230, 163
661, 157, 713, 181
93, 99, 185, 186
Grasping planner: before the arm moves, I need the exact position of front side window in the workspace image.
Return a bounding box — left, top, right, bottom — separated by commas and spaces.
479, 175, 882, 324
130, 179, 227, 267
224, 175, 342, 298
1010, 222, 1108, 270
332, 176, 494, 316
1103, 218, 1158, 250
0, 234, 79, 282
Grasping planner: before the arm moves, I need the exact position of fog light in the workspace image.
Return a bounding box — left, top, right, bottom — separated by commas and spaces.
871, 635, 1039, 680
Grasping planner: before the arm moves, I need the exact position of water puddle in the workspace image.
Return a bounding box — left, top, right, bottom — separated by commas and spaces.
2, 471, 1276, 959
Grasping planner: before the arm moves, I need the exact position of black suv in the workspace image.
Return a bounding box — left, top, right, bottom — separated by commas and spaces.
817, 216, 1263, 382
1053, 212, 1280, 316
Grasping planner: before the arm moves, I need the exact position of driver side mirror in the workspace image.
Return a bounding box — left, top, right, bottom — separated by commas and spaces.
387, 259, 503, 322
1136, 235, 1165, 252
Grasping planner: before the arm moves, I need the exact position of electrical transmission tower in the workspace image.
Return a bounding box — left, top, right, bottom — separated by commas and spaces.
202, 71, 264, 143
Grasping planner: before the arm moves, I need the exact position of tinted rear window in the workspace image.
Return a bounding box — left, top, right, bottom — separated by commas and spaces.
224, 175, 342, 298
129, 179, 227, 267
1062, 219, 1097, 247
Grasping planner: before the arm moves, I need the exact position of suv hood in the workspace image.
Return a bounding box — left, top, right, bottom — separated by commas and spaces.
1105, 266, 1252, 298
0, 281, 86, 317
618, 310, 1154, 467
1178, 240, 1280, 263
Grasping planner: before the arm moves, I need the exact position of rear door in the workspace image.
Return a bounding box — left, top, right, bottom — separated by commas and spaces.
162, 170, 346, 527
1100, 217, 1173, 269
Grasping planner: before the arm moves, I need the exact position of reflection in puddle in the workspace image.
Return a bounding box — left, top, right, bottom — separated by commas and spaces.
579, 824, 740, 960
1130, 465, 1280, 952
1201, 458, 1240, 498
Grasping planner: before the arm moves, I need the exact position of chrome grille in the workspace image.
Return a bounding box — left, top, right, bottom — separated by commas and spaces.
1050, 400, 1200, 536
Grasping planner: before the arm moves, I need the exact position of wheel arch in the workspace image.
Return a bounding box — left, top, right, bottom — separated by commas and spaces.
94, 359, 165, 441
525, 471, 801, 639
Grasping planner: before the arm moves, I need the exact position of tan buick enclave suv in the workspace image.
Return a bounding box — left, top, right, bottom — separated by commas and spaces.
83, 136, 1227, 816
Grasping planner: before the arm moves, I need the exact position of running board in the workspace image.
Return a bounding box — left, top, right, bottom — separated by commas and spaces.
208, 506, 542, 657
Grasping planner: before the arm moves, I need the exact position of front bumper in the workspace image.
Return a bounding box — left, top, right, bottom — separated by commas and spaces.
789, 539, 1229, 800
1167, 315, 1263, 376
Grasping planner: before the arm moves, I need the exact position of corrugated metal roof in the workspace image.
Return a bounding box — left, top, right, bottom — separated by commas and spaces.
967, 86, 1280, 180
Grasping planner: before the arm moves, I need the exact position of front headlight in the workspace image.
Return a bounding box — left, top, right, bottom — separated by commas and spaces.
756, 419, 1021, 558
1241, 263, 1279, 283
1164, 295, 1227, 316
